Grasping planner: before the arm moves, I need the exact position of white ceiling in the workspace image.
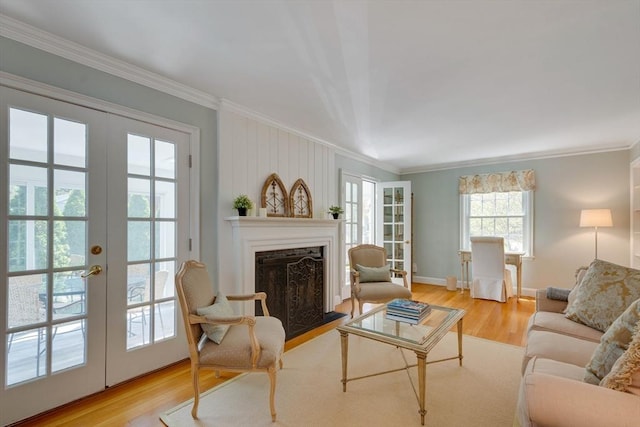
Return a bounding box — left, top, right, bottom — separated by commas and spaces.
1, 0, 639, 172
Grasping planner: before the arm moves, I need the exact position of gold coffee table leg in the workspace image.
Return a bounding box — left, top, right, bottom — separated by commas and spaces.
339, 331, 348, 392
457, 317, 464, 366
417, 352, 427, 425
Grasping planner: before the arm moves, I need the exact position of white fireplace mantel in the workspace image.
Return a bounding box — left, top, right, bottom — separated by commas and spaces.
224, 216, 343, 314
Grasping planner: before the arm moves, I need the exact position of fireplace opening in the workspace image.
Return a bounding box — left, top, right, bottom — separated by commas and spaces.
255, 247, 326, 339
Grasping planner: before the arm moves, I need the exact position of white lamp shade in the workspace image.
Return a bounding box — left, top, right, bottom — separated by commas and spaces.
579, 209, 613, 227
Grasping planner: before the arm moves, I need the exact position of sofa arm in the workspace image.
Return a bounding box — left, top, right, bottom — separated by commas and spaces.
535, 289, 568, 313
524, 373, 640, 427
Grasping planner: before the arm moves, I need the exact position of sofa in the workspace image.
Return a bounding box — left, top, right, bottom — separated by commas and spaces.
516, 260, 640, 427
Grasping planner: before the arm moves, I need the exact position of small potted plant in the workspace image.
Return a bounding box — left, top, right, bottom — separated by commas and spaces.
328, 205, 344, 219
233, 194, 254, 216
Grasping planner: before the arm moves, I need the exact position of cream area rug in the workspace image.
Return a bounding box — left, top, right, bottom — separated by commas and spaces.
161, 331, 523, 427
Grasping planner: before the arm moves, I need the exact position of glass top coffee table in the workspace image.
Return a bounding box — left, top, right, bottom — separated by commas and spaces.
336, 303, 466, 425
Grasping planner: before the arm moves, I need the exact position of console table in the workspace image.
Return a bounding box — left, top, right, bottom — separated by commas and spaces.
458, 250, 524, 300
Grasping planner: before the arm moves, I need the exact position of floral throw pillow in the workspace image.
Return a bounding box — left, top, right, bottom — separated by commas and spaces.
584, 299, 640, 384
565, 259, 640, 332
600, 319, 640, 395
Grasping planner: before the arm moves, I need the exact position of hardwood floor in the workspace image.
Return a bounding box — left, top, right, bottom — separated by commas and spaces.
13, 284, 535, 427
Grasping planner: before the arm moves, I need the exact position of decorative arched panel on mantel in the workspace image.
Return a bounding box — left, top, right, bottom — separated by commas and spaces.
289, 178, 313, 218
261, 173, 290, 217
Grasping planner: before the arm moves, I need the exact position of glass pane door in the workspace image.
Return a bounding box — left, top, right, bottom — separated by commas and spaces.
1, 86, 108, 425
378, 181, 412, 288
105, 115, 189, 387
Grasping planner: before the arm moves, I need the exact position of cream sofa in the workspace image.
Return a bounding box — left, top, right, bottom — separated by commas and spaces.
516, 267, 640, 427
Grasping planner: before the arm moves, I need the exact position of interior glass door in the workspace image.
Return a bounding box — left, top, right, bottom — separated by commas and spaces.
377, 181, 412, 288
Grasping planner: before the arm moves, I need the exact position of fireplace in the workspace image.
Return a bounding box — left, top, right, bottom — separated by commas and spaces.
255, 247, 324, 339
223, 217, 342, 317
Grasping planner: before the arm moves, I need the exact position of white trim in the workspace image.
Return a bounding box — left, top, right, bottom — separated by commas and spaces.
400, 145, 631, 174
0, 72, 199, 135
0, 14, 219, 109
413, 275, 536, 298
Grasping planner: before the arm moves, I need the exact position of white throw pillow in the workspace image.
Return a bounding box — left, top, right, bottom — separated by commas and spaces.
196, 293, 234, 344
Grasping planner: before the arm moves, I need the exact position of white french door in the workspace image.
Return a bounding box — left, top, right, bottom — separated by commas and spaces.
104, 115, 190, 386
0, 86, 191, 424
377, 181, 412, 288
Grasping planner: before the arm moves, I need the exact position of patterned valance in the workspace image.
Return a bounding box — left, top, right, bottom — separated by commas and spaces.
458, 169, 536, 194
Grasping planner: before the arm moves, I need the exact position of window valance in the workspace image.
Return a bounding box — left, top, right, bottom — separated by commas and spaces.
458, 169, 535, 194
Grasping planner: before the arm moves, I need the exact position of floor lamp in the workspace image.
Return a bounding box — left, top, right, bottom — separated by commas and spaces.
579, 209, 613, 259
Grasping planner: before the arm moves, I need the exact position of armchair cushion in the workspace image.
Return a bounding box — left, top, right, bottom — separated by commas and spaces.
585, 299, 640, 385
565, 259, 640, 332
196, 293, 234, 344
356, 264, 391, 283
199, 316, 285, 368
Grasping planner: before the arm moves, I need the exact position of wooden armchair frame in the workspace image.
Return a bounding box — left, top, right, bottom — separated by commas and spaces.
176, 260, 284, 421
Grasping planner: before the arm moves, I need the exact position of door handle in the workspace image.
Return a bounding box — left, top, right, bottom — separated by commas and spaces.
81, 265, 103, 278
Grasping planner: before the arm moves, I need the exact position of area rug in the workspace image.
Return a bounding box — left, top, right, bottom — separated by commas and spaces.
161, 331, 523, 426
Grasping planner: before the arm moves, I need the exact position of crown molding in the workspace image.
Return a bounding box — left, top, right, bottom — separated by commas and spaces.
0, 14, 220, 109
399, 144, 632, 175
219, 99, 401, 175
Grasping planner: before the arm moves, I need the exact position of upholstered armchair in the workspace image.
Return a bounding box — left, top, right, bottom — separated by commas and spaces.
175, 260, 285, 421
348, 244, 412, 318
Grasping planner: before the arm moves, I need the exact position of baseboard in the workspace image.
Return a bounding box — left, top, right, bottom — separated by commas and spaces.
413, 276, 536, 298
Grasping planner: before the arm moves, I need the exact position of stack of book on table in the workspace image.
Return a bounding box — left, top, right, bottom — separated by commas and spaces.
385, 298, 431, 324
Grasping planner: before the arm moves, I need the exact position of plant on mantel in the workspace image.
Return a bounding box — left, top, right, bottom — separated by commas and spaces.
233, 194, 254, 216
328, 205, 344, 219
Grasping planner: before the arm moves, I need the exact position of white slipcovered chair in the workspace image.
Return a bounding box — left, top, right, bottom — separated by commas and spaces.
470, 236, 513, 302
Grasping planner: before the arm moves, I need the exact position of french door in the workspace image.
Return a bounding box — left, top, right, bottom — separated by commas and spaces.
377, 181, 412, 288
0, 86, 190, 424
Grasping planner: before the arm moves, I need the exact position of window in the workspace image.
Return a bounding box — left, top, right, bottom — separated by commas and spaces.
461, 191, 533, 256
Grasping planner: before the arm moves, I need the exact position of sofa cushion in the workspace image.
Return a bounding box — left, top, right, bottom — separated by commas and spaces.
600, 318, 640, 395
527, 311, 603, 343
565, 259, 640, 332
525, 356, 587, 381
584, 299, 640, 384
523, 330, 599, 375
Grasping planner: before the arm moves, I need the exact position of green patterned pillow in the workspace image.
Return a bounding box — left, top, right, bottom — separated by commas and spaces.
565, 259, 640, 332
356, 264, 391, 283
584, 299, 640, 384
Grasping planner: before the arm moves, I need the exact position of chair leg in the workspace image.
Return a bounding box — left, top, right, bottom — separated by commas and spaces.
268, 365, 277, 422
350, 295, 356, 318
191, 367, 200, 418
359, 301, 364, 317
